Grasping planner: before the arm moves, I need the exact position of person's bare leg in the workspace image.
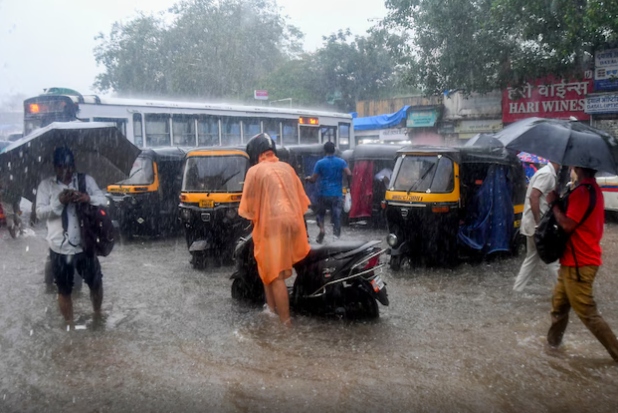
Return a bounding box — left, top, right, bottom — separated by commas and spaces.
271, 270, 292, 326
91, 285, 103, 317
58, 294, 74, 327
263, 283, 276, 314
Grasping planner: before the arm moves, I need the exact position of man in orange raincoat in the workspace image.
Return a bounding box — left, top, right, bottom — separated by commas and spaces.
239, 134, 311, 326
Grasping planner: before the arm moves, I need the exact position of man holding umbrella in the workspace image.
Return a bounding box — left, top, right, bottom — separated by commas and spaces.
36, 147, 107, 327
545, 167, 618, 362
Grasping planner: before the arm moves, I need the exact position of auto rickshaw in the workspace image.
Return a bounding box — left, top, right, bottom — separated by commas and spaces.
179, 147, 250, 268
384, 145, 526, 269
347, 144, 405, 227
107, 147, 187, 238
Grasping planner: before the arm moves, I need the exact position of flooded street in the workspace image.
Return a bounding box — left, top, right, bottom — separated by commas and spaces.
1, 217, 618, 412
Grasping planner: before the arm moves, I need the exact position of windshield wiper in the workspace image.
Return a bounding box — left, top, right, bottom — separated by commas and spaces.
206, 171, 241, 196
128, 168, 142, 178
407, 163, 436, 194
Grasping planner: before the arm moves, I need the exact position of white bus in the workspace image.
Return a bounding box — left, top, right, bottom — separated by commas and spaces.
23, 89, 354, 149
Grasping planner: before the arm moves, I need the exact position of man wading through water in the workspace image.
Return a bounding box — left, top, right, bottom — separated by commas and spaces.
546, 166, 618, 362
36, 147, 107, 328
239, 134, 311, 326
305, 141, 351, 243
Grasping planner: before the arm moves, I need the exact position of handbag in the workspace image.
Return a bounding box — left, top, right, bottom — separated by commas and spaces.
534, 183, 596, 266
75, 174, 115, 257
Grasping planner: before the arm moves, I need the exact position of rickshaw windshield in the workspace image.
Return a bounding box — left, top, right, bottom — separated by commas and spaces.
118, 156, 155, 185
182, 155, 248, 192
393, 155, 454, 193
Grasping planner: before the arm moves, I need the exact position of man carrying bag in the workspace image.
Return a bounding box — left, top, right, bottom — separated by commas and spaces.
544, 167, 618, 362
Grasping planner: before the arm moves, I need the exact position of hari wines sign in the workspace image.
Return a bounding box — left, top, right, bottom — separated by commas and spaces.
502, 77, 592, 122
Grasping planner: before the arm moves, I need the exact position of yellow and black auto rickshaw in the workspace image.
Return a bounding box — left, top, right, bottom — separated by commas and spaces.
384, 146, 526, 269
179, 147, 250, 268
107, 147, 187, 238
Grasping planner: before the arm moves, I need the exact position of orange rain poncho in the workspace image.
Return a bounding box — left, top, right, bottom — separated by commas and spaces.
239, 152, 311, 285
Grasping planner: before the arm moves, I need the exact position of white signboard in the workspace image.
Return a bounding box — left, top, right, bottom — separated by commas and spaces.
586, 94, 618, 114
379, 128, 408, 141
254, 90, 268, 100
455, 119, 503, 134
595, 49, 618, 91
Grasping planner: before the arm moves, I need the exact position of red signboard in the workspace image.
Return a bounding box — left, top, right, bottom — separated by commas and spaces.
254, 90, 268, 100
502, 77, 592, 123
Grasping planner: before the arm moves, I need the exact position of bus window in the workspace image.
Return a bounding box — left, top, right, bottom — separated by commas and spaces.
133, 114, 144, 147
282, 120, 298, 145
321, 126, 337, 144
93, 117, 128, 137
145, 114, 171, 147
242, 118, 261, 142
221, 117, 241, 146
198, 116, 219, 146
263, 119, 281, 142
300, 126, 319, 144
339, 123, 351, 150
172, 115, 196, 147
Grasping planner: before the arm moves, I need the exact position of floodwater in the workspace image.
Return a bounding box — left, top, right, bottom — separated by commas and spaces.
1, 215, 617, 412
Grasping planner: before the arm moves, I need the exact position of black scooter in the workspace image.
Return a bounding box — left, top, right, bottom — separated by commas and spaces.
230, 233, 389, 319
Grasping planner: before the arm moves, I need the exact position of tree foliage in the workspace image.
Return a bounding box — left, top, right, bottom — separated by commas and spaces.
382, 0, 618, 94
257, 30, 403, 112
94, 0, 302, 99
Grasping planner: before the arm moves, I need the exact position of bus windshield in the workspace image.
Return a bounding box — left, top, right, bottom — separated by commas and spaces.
118, 157, 155, 185
393, 155, 454, 193
182, 155, 248, 193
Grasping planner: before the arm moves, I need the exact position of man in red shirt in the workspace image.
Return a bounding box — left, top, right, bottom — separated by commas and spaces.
546, 167, 618, 362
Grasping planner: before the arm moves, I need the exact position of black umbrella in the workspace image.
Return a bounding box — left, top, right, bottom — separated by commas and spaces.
463, 133, 503, 148
0, 122, 141, 202
494, 117, 618, 174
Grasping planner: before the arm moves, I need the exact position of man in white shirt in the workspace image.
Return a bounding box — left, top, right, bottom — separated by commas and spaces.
36, 147, 107, 327
513, 161, 561, 292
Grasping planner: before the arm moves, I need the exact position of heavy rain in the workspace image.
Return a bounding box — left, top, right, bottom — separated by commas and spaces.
2, 1, 618, 412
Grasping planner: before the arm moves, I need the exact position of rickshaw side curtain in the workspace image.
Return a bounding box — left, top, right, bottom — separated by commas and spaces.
458, 165, 514, 254
349, 160, 374, 219
304, 155, 321, 207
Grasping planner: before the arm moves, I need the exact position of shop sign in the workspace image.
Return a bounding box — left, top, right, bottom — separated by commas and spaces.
438, 122, 455, 134
407, 110, 437, 128
254, 90, 268, 100
379, 128, 408, 141
455, 119, 503, 134
594, 49, 618, 92
502, 77, 591, 122
586, 94, 618, 114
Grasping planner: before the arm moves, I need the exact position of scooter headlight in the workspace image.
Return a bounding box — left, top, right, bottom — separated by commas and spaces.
387, 233, 398, 247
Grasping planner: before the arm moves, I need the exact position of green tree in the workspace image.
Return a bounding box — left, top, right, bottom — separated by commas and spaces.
93, 0, 302, 99
382, 0, 618, 94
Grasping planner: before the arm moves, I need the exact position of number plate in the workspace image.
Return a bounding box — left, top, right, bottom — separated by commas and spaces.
370, 275, 385, 292
199, 199, 214, 208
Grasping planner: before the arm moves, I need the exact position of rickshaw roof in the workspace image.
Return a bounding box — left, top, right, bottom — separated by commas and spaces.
397, 145, 519, 167
139, 147, 188, 162
285, 144, 327, 156
341, 149, 354, 163
185, 146, 248, 158
353, 144, 406, 161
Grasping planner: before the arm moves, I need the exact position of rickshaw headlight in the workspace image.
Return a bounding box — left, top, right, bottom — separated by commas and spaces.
387, 233, 398, 247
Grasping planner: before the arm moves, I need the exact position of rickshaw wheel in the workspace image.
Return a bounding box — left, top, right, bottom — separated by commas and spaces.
511, 233, 526, 257
389, 255, 403, 272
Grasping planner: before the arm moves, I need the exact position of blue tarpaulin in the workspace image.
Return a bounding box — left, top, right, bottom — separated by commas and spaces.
458, 165, 514, 254
353, 106, 410, 131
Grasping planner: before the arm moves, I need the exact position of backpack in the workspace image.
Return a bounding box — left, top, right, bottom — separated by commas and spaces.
76, 173, 115, 257
534, 183, 596, 266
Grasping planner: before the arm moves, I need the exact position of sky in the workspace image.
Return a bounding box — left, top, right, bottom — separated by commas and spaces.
0, 0, 388, 101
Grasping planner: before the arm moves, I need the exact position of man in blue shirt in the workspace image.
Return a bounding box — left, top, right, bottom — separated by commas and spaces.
305, 142, 352, 243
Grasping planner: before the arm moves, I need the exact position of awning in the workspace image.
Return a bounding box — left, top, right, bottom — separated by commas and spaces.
353, 106, 410, 131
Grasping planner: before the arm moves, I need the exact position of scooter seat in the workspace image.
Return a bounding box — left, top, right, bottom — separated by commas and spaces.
304, 240, 368, 262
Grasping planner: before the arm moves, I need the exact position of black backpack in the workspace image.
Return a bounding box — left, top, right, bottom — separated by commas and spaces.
534, 183, 596, 267
76, 173, 115, 257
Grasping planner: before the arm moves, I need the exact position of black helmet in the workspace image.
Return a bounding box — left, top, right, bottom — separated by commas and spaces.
246, 133, 277, 165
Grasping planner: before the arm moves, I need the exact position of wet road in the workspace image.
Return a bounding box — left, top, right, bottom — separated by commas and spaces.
1, 216, 618, 412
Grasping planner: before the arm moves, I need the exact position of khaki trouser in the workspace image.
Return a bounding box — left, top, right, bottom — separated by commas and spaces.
548, 265, 618, 361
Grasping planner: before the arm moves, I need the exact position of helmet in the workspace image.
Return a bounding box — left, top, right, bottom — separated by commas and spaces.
245, 133, 277, 165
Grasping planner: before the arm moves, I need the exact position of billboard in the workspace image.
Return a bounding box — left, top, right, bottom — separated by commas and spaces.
594, 49, 618, 91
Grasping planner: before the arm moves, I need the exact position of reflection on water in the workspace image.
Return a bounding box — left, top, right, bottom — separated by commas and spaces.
0, 220, 617, 411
